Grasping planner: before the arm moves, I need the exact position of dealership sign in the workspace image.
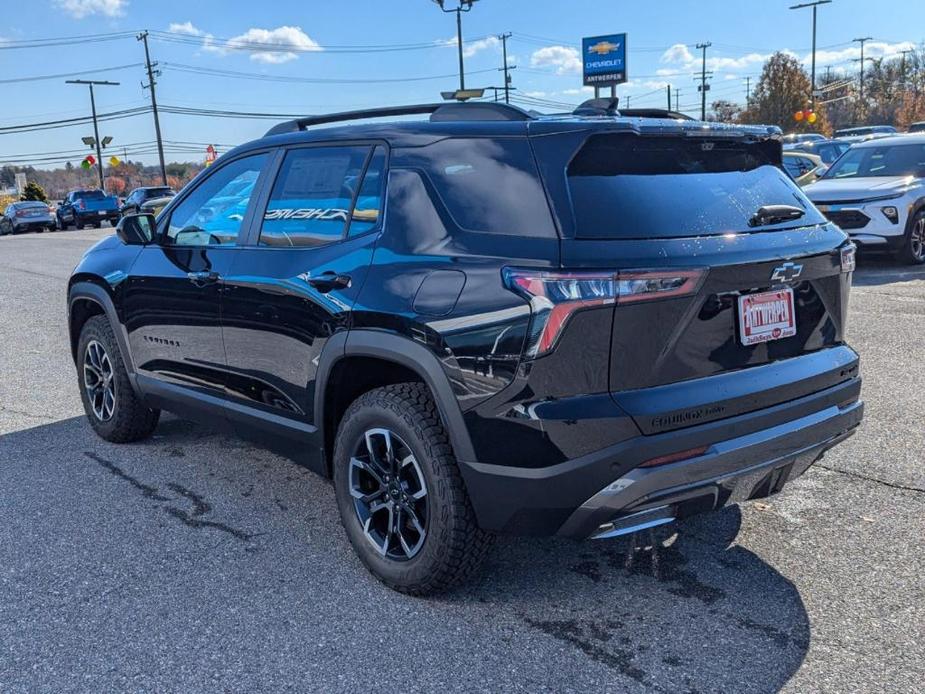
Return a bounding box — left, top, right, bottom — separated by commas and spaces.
582, 33, 627, 87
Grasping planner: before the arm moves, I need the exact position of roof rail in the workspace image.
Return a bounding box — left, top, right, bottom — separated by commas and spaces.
264, 102, 533, 136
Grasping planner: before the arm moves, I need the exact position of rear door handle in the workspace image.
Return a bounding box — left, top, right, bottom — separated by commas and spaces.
187, 270, 221, 286
305, 272, 351, 293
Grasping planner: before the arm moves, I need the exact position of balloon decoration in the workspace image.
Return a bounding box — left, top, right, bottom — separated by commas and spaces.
807, 111, 818, 124
794, 110, 805, 121
80, 158, 92, 170
109, 155, 120, 167
794, 109, 817, 124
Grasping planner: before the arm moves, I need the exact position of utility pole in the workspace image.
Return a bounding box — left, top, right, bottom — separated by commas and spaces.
673, 87, 680, 112
625, 95, 631, 109
789, 1, 832, 108
138, 31, 167, 186
823, 65, 832, 83
745, 76, 751, 106
499, 32, 514, 104
66, 79, 118, 191
899, 48, 914, 87
853, 36, 873, 119
696, 42, 712, 120
667, 84, 672, 110
433, 0, 479, 91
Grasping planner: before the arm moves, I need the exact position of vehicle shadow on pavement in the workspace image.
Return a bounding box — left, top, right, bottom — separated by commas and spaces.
449, 507, 811, 693
0, 415, 810, 693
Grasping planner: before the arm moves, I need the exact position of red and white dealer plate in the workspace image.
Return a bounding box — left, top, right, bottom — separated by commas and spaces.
738, 288, 796, 346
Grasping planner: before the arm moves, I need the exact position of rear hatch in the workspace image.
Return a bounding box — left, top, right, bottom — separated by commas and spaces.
78, 190, 118, 211
530, 124, 857, 433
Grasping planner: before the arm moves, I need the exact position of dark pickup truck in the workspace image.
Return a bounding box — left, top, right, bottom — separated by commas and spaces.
56, 189, 120, 230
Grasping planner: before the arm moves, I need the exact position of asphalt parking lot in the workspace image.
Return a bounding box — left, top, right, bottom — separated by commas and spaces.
1, 228, 923, 693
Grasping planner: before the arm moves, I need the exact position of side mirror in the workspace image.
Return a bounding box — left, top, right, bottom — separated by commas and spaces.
115, 213, 155, 245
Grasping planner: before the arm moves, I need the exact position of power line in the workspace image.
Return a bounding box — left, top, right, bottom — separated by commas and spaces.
0, 31, 137, 50
149, 28, 497, 54
161, 62, 497, 85
0, 63, 144, 85
0, 107, 151, 135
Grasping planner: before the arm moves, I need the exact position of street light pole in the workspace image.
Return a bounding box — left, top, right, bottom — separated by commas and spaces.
66, 79, 119, 191
433, 0, 480, 91
789, 1, 832, 109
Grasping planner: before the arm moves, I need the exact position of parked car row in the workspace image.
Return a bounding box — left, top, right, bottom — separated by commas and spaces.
1, 186, 177, 236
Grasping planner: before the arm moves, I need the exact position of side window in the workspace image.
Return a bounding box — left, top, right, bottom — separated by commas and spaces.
347, 146, 387, 238
259, 146, 370, 248
165, 153, 267, 246
397, 137, 556, 237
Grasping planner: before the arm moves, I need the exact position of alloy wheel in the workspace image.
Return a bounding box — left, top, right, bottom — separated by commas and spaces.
911, 217, 925, 261
83, 340, 116, 421
349, 428, 428, 560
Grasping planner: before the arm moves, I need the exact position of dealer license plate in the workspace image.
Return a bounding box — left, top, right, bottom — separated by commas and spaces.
738, 288, 796, 346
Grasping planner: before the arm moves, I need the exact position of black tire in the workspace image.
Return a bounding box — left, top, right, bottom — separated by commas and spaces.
896, 209, 925, 265
333, 383, 491, 595
93, 221, 102, 229
77, 315, 160, 443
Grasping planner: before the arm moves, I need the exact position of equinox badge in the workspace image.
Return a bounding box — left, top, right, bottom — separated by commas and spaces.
771, 262, 803, 283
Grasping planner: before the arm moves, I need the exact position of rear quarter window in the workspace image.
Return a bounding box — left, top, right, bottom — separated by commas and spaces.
395, 137, 556, 238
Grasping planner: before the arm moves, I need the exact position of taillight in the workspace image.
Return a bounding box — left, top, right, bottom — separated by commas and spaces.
503, 267, 706, 358
840, 243, 856, 273
15, 209, 28, 217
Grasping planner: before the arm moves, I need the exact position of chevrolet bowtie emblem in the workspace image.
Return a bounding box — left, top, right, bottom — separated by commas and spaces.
588, 41, 620, 55
771, 262, 803, 283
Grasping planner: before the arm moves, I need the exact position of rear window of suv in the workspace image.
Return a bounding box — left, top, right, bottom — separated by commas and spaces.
567, 133, 825, 239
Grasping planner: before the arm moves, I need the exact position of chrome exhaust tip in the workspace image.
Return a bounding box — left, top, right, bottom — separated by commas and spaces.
590, 505, 675, 540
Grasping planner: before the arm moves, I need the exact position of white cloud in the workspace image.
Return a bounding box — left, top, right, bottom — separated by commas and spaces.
661, 43, 694, 64
709, 53, 770, 71
201, 26, 322, 64
811, 41, 915, 66
524, 90, 547, 98
530, 45, 581, 75
562, 87, 594, 95
54, 0, 126, 18
168, 21, 203, 37
437, 35, 499, 58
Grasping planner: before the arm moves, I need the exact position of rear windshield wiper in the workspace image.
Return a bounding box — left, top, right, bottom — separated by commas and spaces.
748, 204, 806, 227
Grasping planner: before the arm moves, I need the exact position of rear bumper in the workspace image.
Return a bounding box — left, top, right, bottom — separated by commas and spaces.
75, 211, 119, 224
458, 377, 862, 537
12, 219, 55, 233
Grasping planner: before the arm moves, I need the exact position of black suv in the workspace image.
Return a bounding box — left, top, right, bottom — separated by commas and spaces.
119, 186, 176, 216
67, 101, 863, 594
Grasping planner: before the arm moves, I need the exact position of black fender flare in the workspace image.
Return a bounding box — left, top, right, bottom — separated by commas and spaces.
906, 196, 925, 228
313, 329, 477, 463
68, 280, 140, 393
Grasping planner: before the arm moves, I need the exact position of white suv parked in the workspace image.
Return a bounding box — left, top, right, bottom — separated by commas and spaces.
805, 135, 925, 264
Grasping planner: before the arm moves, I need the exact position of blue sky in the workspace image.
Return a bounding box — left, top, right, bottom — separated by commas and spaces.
1, 0, 922, 168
